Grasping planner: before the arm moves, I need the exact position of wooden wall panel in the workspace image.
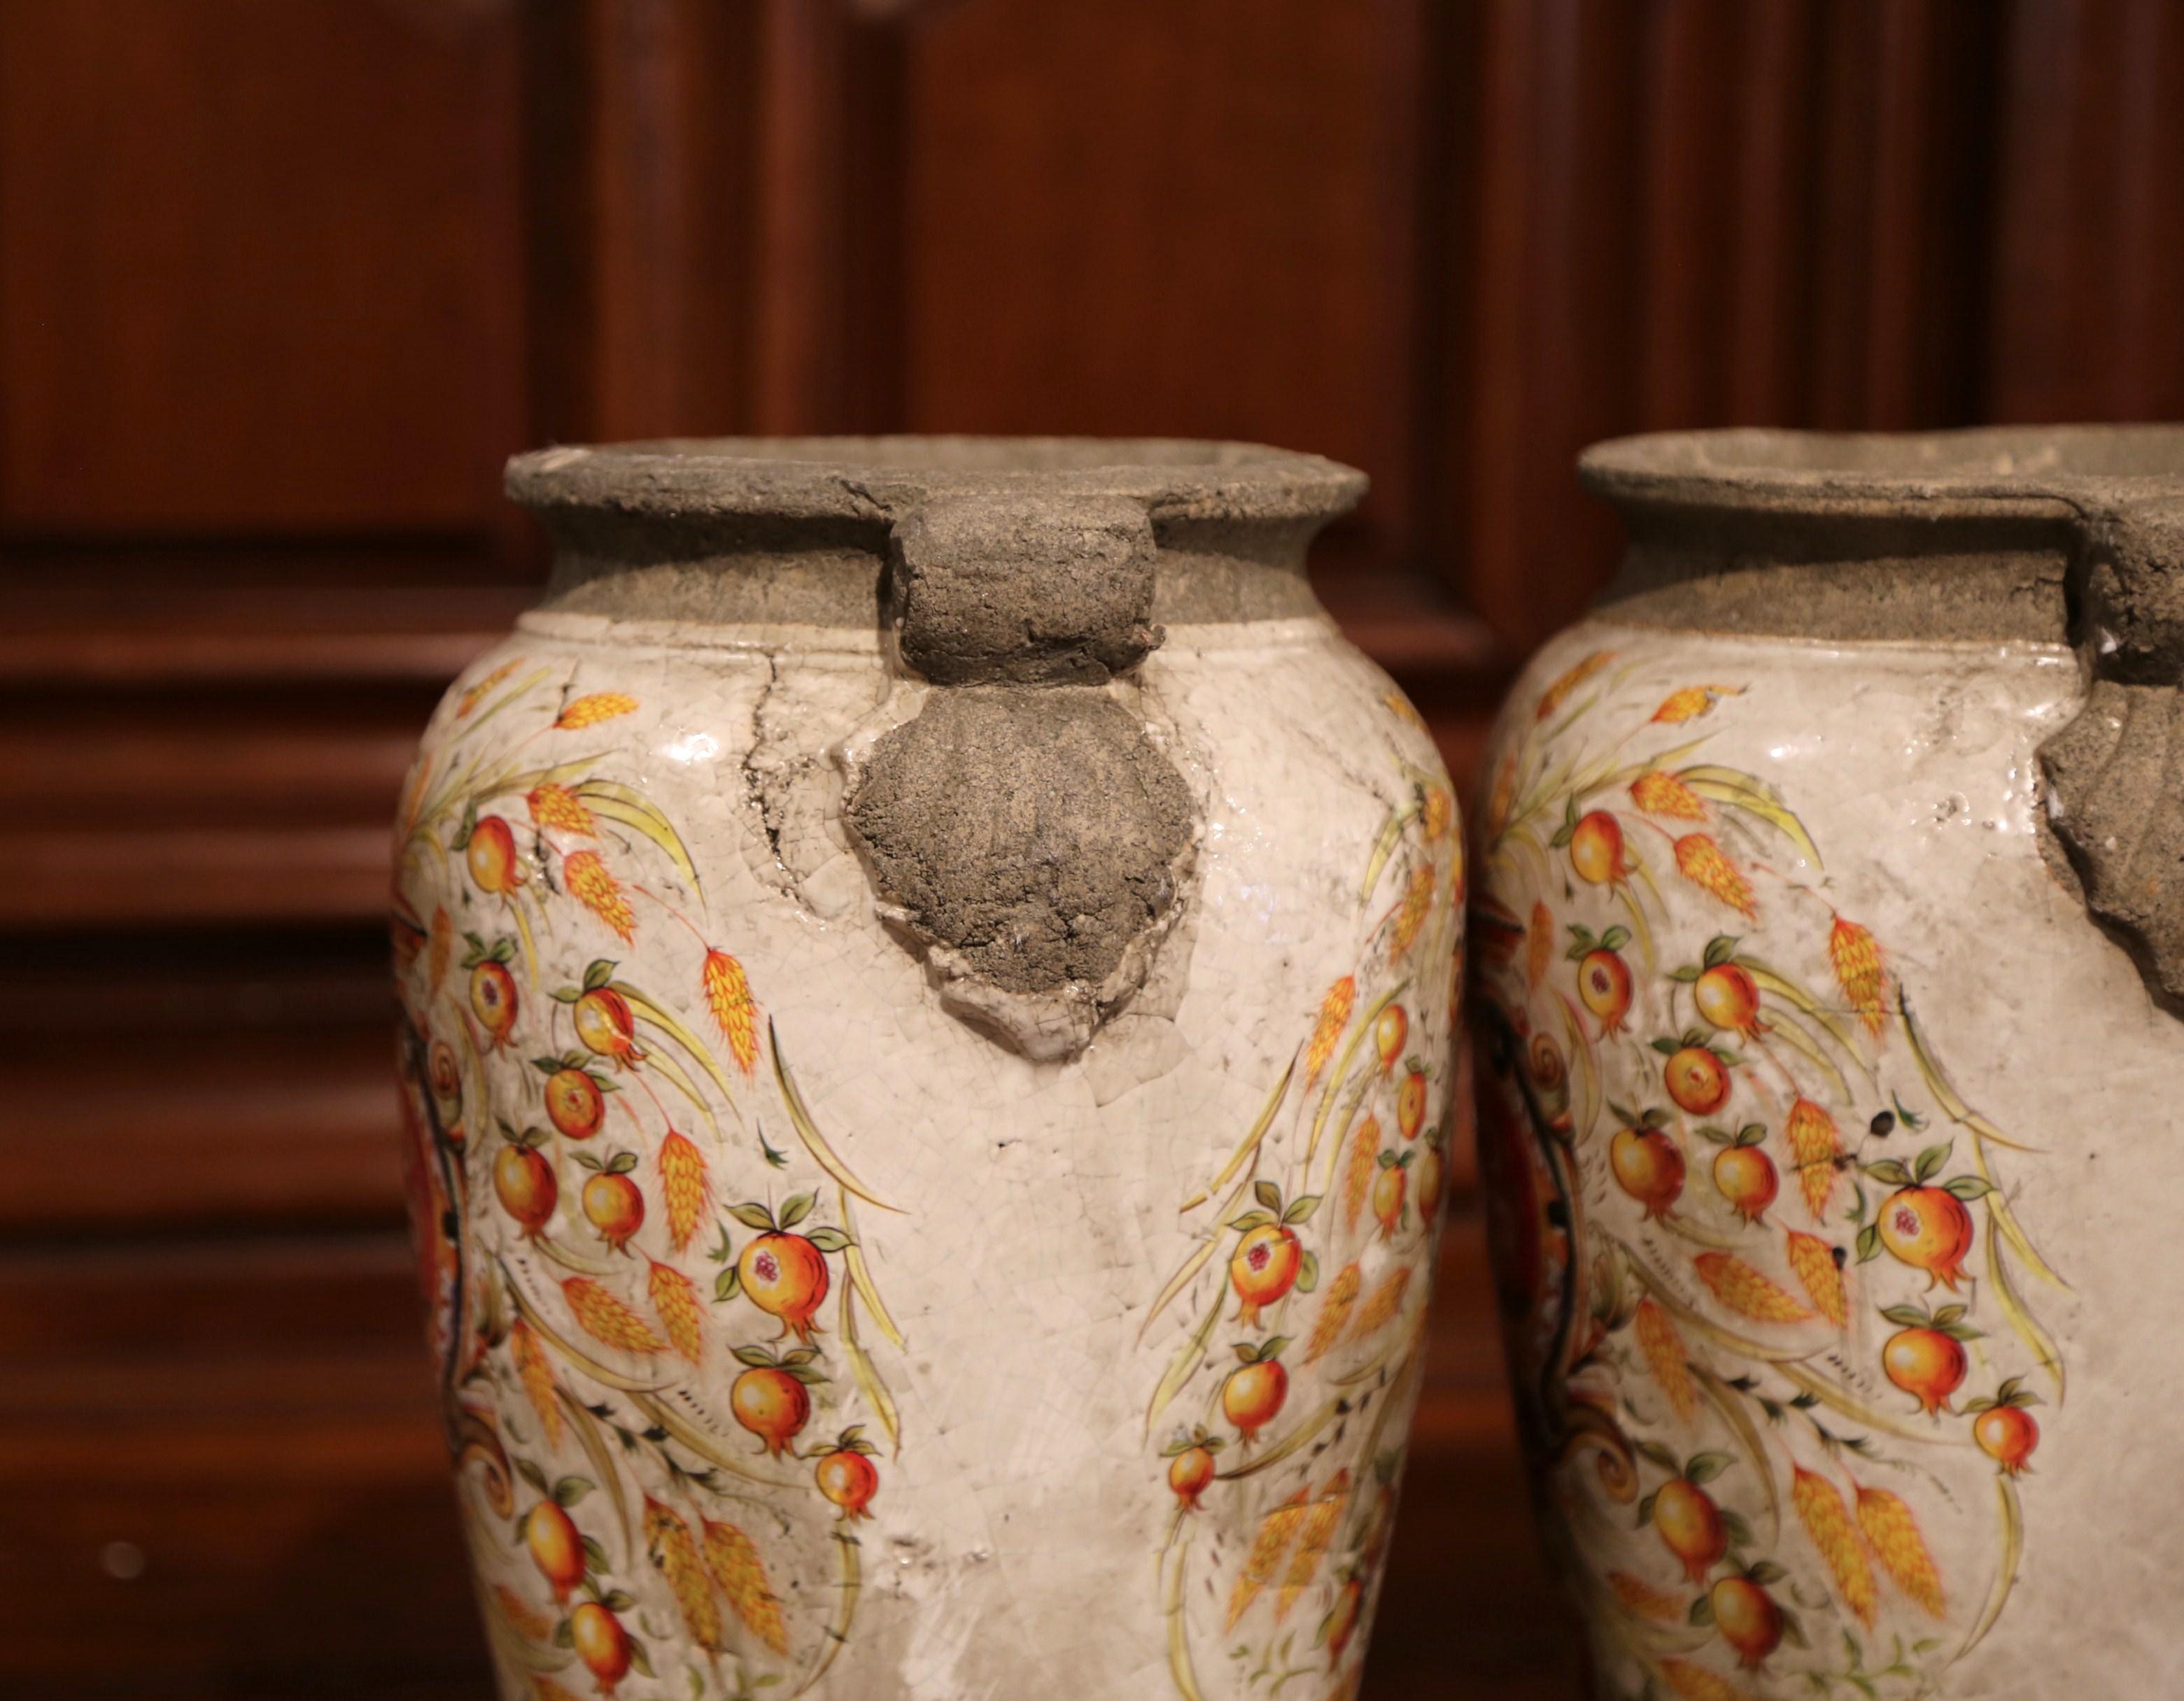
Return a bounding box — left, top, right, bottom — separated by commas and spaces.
0, 0, 527, 533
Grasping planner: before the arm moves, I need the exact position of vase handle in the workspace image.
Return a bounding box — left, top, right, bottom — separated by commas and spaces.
840, 495, 1197, 1059
2041, 495, 2184, 1012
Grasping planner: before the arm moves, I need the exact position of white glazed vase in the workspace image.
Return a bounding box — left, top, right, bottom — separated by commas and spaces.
391, 439, 1463, 1700
1473, 427, 2184, 1701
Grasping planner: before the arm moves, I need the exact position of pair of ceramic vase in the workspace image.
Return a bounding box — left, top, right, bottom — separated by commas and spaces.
393, 429, 2183, 1700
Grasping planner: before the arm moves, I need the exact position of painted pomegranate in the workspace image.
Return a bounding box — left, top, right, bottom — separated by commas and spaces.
1372, 1150, 1411, 1238
1970, 1378, 2042, 1473
466, 936, 519, 1049
1660, 1037, 1731, 1116
1609, 1108, 1684, 1218
1706, 1123, 1777, 1223
730, 1348, 821, 1457
568, 1600, 633, 1695
1693, 960, 1764, 1038
1562, 807, 1627, 886
1230, 1222, 1304, 1327
539, 1057, 607, 1139
1374, 1003, 1409, 1072
579, 1155, 644, 1252
724, 1197, 841, 1343
561, 966, 644, 1064
1881, 1302, 1975, 1416
1567, 923, 1633, 1036
1709, 1569, 1786, 1668
523, 1498, 585, 1600
1395, 1063, 1429, 1140
1649, 1466, 1730, 1584
493, 1136, 557, 1237
1164, 1429, 1223, 1511
465, 813, 523, 895
1414, 1134, 1446, 1222
812, 1428, 881, 1520
1223, 1340, 1289, 1443
1877, 1182, 1976, 1291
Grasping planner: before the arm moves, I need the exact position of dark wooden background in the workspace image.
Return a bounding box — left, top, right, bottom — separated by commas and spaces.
3, 2, 2177, 1696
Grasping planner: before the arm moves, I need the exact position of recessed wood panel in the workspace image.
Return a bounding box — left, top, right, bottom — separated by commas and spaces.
893, 0, 1427, 565
0, 0, 526, 532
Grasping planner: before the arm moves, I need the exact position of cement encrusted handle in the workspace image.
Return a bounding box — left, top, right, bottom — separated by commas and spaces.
843, 495, 1197, 1059
2041, 495, 2184, 1010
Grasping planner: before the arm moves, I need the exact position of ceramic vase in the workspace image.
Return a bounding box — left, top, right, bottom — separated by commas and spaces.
1472, 426, 2184, 1700
390, 438, 1463, 1700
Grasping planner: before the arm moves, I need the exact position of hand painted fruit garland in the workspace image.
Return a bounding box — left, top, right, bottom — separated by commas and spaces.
1141, 699, 1461, 1701
1474, 654, 2064, 1700
392, 663, 908, 1699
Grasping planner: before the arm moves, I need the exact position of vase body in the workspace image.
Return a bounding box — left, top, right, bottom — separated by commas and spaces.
1473, 427, 2184, 1700
391, 439, 1463, 1700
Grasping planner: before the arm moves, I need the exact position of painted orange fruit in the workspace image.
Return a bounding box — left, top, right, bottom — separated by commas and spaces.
1663, 1045, 1731, 1116
1975, 1404, 2040, 1474
523, 1499, 584, 1600
568, 1600, 632, 1695
1877, 1186, 1974, 1290
1884, 1325, 1967, 1417
1653, 1477, 1727, 1583
1609, 1125, 1684, 1219
731, 1365, 812, 1457
1374, 1004, 1409, 1073
1320, 1576, 1364, 1670
1578, 947, 1633, 1035
1568, 810, 1626, 885
581, 1171, 644, 1252
1223, 1360, 1288, 1443
544, 1068, 605, 1139
1415, 1139, 1446, 1223
1693, 962, 1763, 1036
466, 815, 523, 895
471, 960, 519, 1047
816, 1449, 879, 1520
573, 987, 642, 1062
1712, 1144, 1777, 1224
1169, 1444, 1216, 1511
736, 1231, 831, 1343
1396, 1064, 1429, 1140
1230, 1223, 1302, 1327
494, 1145, 556, 1236
1711, 1574, 1784, 1668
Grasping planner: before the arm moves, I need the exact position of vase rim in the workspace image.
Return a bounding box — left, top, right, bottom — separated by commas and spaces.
1581, 423, 2184, 517
507, 435, 1367, 525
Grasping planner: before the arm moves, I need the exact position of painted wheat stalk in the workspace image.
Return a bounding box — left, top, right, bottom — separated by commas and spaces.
1608, 1571, 1685, 1623
554, 690, 637, 730
1341, 1118, 1381, 1234
456, 658, 519, 717
1629, 769, 1708, 820
1651, 684, 1741, 725
647, 1259, 706, 1364
643, 1497, 729, 1653
1785, 1096, 1843, 1221
1659, 1658, 1749, 1701
1390, 863, 1436, 959
1305, 1263, 1362, 1364
1349, 1266, 1413, 1341
561, 1276, 668, 1354
1792, 1465, 1877, 1625
657, 1128, 709, 1253
1225, 1489, 1311, 1629
1275, 1474, 1350, 1622
1535, 649, 1614, 720
702, 948, 759, 1074
1421, 784, 1453, 842
563, 850, 636, 943
701, 1516, 789, 1653
1673, 834, 1757, 920
1857, 1483, 1945, 1616
526, 782, 596, 836
1633, 1299, 1699, 1422
1784, 1230, 1848, 1327
1304, 977, 1355, 1089
1829, 915, 1889, 1037
1692, 1252, 1812, 1324
508, 1318, 563, 1449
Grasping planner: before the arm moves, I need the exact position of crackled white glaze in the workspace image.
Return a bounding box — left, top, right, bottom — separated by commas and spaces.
1474, 620, 2184, 1701
394, 605, 1461, 1700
